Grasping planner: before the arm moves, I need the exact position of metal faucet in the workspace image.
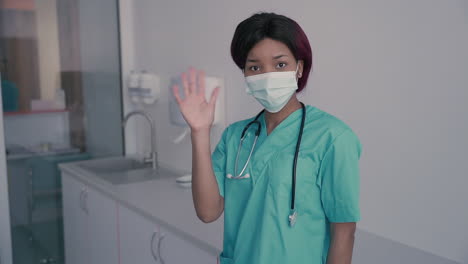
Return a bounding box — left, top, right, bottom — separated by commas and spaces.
122, 110, 158, 171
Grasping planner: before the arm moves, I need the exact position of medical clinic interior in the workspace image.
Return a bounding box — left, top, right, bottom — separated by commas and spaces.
0, 0, 467, 264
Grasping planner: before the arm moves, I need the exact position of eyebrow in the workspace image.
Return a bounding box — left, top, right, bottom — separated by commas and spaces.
273, 54, 288, 59
246, 54, 289, 63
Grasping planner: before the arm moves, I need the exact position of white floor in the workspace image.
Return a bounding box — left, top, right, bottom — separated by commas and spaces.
354, 229, 461, 264
8, 221, 461, 264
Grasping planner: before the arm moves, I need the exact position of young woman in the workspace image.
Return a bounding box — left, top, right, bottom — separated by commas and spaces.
172, 12, 362, 264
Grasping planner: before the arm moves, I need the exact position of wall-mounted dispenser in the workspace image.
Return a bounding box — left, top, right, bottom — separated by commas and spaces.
127, 70, 161, 105
169, 74, 224, 143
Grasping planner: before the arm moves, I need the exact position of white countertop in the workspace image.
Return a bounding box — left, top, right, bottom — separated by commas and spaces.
58, 158, 224, 256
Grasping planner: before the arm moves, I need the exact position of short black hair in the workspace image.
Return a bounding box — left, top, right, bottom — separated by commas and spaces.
230, 12, 313, 92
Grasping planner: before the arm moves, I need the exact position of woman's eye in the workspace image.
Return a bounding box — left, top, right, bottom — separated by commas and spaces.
277, 62, 287, 69
249, 65, 260, 71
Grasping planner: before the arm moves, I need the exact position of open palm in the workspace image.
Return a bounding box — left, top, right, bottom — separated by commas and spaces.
172, 67, 220, 131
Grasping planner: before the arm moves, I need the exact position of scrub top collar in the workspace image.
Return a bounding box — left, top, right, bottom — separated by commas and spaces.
259, 104, 309, 137
243, 105, 312, 183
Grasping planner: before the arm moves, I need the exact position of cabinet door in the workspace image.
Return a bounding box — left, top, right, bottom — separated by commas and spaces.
118, 204, 159, 264
158, 225, 216, 264
6, 159, 29, 226
85, 186, 119, 264
61, 174, 88, 264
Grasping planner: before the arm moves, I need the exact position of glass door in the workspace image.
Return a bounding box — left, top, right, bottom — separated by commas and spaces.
0, 0, 124, 263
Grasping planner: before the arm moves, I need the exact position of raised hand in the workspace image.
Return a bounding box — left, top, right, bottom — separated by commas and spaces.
172, 67, 220, 132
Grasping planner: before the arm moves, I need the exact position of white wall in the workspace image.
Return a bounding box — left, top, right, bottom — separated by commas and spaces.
122, 1, 468, 263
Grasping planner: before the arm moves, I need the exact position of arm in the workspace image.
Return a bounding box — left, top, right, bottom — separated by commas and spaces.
172, 67, 223, 223
318, 129, 362, 263
191, 128, 224, 223
326, 222, 357, 264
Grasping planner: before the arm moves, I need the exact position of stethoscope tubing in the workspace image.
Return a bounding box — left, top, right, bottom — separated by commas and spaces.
233, 102, 306, 213
233, 111, 264, 178
291, 102, 306, 210
233, 134, 259, 178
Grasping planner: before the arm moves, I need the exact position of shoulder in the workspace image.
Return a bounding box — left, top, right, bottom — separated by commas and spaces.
305, 104, 361, 152
306, 105, 354, 132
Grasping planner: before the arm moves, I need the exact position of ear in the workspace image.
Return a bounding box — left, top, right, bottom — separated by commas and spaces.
297, 60, 304, 78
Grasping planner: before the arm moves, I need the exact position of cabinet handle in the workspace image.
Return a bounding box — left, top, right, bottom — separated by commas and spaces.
83, 190, 89, 215
157, 232, 166, 264
150, 231, 159, 262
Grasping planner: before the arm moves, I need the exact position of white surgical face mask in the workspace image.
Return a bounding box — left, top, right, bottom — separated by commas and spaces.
244, 64, 299, 113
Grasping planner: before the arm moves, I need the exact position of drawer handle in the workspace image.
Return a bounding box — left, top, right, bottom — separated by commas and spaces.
28, 168, 34, 211
151, 231, 159, 262
83, 190, 89, 215
157, 232, 166, 264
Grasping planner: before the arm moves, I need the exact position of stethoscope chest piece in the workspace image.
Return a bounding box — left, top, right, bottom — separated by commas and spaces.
289, 209, 297, 227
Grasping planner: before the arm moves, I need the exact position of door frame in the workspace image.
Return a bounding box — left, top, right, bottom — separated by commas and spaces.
0, 73, 13, 264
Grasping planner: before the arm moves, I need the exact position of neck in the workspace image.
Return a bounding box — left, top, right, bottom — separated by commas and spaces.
264, 95, 302, 135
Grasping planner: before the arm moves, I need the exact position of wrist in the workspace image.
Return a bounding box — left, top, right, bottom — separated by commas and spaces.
190, 126, 211, 135
190, 127, 211, 151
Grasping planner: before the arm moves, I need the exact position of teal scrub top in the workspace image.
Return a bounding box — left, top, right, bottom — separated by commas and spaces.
211, 104, 362, 264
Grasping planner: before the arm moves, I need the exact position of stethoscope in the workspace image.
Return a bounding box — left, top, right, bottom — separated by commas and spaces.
232, 102, 306, 227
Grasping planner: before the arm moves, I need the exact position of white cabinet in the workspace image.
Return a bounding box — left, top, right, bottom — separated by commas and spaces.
158, 225, 215, 264
62, 173, 119, 264
63, 171, 217, 264
118, 204, 216, 264
62, 173, 89, 264
118, 204, 160, 264
86, 183, 119, 264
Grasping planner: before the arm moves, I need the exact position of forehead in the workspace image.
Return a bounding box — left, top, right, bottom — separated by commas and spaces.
246, 38, 293, 59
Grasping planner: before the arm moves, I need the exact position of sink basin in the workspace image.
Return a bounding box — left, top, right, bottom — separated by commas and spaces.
95, 167, 162, 185
78, 157, 152, 174
76, 156, 176, 185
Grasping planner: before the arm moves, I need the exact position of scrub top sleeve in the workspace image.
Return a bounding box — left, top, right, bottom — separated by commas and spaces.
318, 128, 362, 223
211, 127, 229, 198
